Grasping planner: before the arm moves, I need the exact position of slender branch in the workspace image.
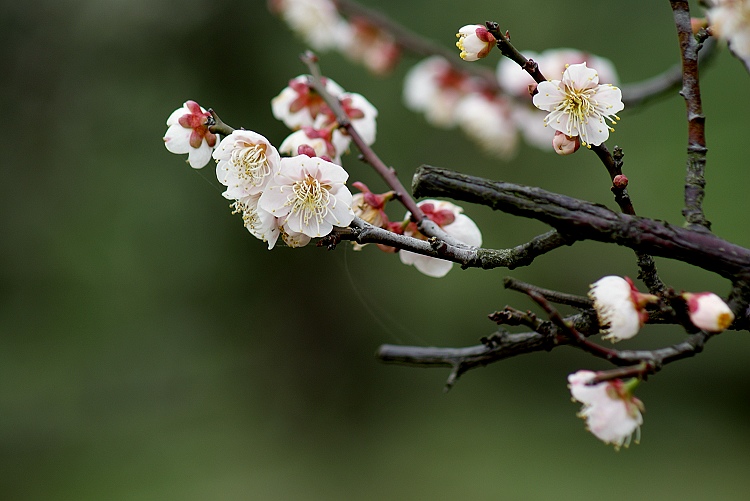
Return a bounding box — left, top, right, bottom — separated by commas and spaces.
326, 218, 570, 270
412, 165, 750, 280
671, 0, 711, 232
503, 277, 592, 309
621, 37, 716, 107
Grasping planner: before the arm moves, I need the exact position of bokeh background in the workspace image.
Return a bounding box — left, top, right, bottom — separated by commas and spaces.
2, 0, 750, 499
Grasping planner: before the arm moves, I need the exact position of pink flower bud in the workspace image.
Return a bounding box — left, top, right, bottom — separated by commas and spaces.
613, 174, 629, 188
683, 292, 734, 332
552, 131, 580, 155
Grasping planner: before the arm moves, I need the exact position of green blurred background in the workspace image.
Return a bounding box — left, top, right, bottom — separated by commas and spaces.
2, 0, 749, 499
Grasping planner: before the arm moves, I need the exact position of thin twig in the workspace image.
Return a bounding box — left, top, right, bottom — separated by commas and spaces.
503, 277, 592, 308
671, 0, 711, 232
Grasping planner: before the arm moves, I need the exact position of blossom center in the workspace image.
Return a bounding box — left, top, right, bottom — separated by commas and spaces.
231, 199, 260, 230
558, 86, 594, 128
288, 174, 331, 226
232, 143, 271, 186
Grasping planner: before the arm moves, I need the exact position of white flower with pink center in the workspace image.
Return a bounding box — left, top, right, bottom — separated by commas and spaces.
455, 24, 496, 61
568, 371, 644, 450
163, 100, 218, 169
399, 200, 482, 278
213, 130, 280, 199
272, 75, 345, 130
588, 276, 657, 343
259, 155, 355, 238
533, 62, 624, 147
454, 92, 518, 159
707, 0, 750, 71
683, 292, 735, 332
403, 56, 475, 128
230, 194, 281, 250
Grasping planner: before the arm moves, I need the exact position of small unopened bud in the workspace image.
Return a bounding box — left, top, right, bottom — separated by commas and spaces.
553, 131, 580, 155
682, 292, 734, 332
613, 174, 629, 188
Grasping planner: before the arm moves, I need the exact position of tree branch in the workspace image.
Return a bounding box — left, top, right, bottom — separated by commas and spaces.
412, 165, 750, 280
671, 0, 711, 232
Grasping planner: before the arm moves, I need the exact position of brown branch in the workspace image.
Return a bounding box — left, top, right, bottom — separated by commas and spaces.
207, 109, 234, 137
412, 165, 750, 280
671, 0, 711, 232
503, 277, 592, 309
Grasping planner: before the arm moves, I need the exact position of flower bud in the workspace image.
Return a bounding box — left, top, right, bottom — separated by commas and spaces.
455, 24, 496, 61
682, 292, 734, 332
613, 174, 629, 188
552, 130, 580, 155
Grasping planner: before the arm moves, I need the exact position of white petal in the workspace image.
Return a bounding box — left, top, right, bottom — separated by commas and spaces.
163, 124, 191, 154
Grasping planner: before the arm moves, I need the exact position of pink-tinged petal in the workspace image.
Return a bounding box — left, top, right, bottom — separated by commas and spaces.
163, 124, 191, 154
186, 141, 213, 169
532, 81, 564, 110
189, 129, 203, 149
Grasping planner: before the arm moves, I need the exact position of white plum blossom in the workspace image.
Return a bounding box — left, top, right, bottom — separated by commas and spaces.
271, 0, 346, 51
230, 193, 281, 250
338, 92, 379, 146
707, 0, 750, 71
403, 56, 475, 128
272, 75, 345, 130
497, 48, 619, 99
399, 200, 482, 278
259, 155, 355, 238
163, 100, 218, 169
455, 24, 496, 61
454, 92, 518, 159
683, 292, 735, 332
497, 49, 619, 151
213, 130, 280, 199
533, 62, 624, 147
568, 371, 644, 450
588, 276, 657, 343
337, 17, 400, 75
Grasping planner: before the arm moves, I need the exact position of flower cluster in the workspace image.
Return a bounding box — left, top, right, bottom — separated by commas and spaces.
270, 0, 400, 74
164, 99, 357, 249
402, 47, 621, 157
706, 0, 750, 71
568, 371, 644, 449
272, 75, 378, 164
